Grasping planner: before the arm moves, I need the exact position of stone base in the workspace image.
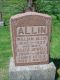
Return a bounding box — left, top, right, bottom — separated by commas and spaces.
9, 57, 56, 80
0, 21, 4, 26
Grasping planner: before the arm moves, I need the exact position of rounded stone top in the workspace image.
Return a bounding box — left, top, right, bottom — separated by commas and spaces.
11, 12, 51, 20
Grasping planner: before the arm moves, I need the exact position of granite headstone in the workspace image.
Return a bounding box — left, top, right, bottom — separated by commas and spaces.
10, 12, 51, 66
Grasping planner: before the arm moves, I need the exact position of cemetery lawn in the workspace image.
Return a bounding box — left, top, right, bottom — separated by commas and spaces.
0, 15, 60, 80
0, 26, 12, 80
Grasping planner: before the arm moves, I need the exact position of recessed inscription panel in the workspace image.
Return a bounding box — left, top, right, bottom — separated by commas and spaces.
16, 26, 47, 35
15, 26, 48, 64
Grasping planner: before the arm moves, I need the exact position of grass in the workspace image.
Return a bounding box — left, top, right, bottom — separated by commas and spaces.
50, 15, 60, 80
0, 26, 12, 68
50, 15, 60, 59
0, 0, 60, 80
0, 0, 27, 25
0, 26, 12, 80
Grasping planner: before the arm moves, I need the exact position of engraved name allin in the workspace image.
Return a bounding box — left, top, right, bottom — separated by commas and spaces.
15, 26, 48, 64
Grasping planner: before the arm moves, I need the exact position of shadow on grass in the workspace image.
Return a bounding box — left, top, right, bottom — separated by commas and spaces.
50, 58, 60, 80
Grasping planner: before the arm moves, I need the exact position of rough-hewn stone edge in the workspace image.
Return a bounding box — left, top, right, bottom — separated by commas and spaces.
9, 57, 56, 72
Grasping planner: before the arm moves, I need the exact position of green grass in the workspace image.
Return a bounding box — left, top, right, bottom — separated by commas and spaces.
0, 26, 12, 68
0, 26, 12, 80
0, 0, 27, 25
50, 15, 60, 59
50, 16, 60, 80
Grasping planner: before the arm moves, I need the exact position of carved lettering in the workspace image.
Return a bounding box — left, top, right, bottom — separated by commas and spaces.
17, 26, 47, 36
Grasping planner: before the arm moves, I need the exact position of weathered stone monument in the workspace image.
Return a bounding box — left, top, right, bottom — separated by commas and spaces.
10, 12, 51, 66
9, 0, 56, 80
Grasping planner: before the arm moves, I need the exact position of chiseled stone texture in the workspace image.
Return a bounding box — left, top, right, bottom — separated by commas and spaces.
9, 57, 56, 80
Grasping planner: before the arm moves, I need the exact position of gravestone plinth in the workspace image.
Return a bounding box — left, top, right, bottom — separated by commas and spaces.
9, 57, 56, 80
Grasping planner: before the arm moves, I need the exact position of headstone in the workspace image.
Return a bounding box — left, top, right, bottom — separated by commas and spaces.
10, 12, 51, 66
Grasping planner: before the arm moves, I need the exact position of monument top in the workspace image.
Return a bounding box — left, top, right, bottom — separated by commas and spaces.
11, 12, 51, 20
